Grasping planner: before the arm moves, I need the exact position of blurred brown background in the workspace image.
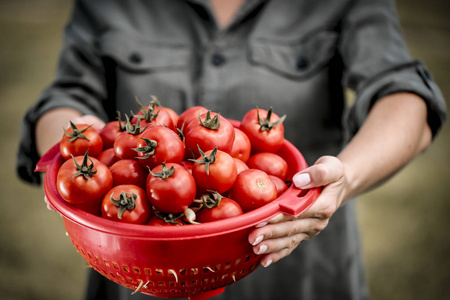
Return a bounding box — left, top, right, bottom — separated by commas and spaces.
0, 0, 449, 299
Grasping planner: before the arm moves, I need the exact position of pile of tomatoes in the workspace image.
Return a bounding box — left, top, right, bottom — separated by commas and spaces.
55, 97, 290, 226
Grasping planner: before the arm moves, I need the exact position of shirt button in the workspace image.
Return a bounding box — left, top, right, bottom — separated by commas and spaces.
211, 53, 226, 66
296, 56, 309, 70
129, 52, 143, 64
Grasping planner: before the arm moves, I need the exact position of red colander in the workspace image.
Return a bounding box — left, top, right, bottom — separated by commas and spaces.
36, 129, 320, 300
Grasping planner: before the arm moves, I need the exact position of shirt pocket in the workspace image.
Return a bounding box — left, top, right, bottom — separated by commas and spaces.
98, 31, 191, 72
249, 29, 338, 79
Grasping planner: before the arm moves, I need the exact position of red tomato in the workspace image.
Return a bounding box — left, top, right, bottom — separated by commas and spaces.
132, 98, 175, 130
160, 106, 179, 127
228, 169, 277, 212
229, 128, 251, 163
134, 125, 185, 169
113, 116, 148, 160
247, 152, 289, 180
180, 160, 194, 173
177, 106, 209, 133
240, 107, 286, 153
234, 158, 249, 174
191, 147, 237, 194
147, 213, 184, 226
196, 192, 244, 223
57, 151, 113, 206
146, 163, 197, 214
269, 175, 289, 197
101, 185, 152, 224
99, 117, 126, 149
184, 111, 235, 159
96, 148, 119, 167
60, 122, 103, 160
110, 159, 148, 189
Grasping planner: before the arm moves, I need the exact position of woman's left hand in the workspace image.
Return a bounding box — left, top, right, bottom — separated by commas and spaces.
248, 155, 347, 267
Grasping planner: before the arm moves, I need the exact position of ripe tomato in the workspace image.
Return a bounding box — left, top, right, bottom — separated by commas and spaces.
101, 185, 151, 224
247, 152, 288, 181
96, 148, 119, 167
234, 158, 249, 174
160, 106, 179, 127
269, 175, 289, 197
177, 106, 209, 133
228, 169, 277, 212
110, 159, 148, 189
196, 191, 244, 223
191, 147, 237, 194
240, 107, 286, 153
184, 111, 235, 159
229, 128, 251, 163
132, 97, 175, 130
113, 116, 148, 160
60, 122, 103, 160
99, 114, 126, 149
146, 163, 196, 214
134, 125, 185, 169
57, 151, 113, 206
147, 213, 184, 226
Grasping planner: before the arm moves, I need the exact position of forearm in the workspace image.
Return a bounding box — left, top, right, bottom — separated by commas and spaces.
35, 108, 82, 156
338, 93, 432, 203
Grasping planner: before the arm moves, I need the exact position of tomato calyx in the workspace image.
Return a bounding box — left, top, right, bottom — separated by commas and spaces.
133, 137, 158, 159
257, 107, 286, 131
134, 96, 161, 123
110, 191, 137, 219
149, 162, 176, 180
116, 111, 127, 132
124, 114, 148, 135
154, 211, 184, 225
201, 191, 223, 209
189, 146, 217, 175
199, 111, 221, 130
64, 121, 92, 142
72, 151, 97, 179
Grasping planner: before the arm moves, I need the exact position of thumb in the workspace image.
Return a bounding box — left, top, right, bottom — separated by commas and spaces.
293, 156, 344, 189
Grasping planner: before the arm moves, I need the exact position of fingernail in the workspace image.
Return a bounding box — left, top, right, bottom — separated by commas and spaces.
256, 221, 268, 228
252, 235, 264, 246
293, 173, 311, 188
256, 244, 267, 255
262, 259, 272, 268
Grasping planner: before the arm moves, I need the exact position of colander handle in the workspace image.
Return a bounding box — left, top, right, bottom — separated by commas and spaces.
35, 143, 60, 172
277, 186, 322, 217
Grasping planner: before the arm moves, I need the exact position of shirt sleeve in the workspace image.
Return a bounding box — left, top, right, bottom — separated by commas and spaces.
339, 0, 447, 140
16, 1, 109, 184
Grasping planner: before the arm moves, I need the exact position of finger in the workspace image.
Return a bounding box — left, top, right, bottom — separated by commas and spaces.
293, 156, 344, 189
254, 233, 308, 267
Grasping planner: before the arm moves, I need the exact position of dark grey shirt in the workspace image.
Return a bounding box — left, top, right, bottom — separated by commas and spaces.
17, 0, 446, 299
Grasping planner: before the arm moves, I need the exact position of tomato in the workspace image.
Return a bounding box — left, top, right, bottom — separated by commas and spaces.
247, 152, 288, 180
228, 169, 277, 212
96, 148, 119, 167
180, 160, 194, 173
101, 185, 151, 224
60, 122, 103, 160
184, 111, 235, 159
113, 115, 148, 160
146, 163, 197, 214
196, 191, 244, 223
99, 113, 126, 149
110, 159, 148, 189
160, 106, 179, 127
269, 175, 289, 197
147, 213, 184, 226
132, 97, 175, 130
57, 151, 113, 207
134, 125, 185, 169
240, 107, 286, 153
177, 106, 209, 133
191, 147, 237, 194
234, 158, 249, 174
229, 128, 251, 163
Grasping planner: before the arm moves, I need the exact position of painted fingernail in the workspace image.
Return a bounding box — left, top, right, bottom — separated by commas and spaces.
256, 221, 268, 228
256, 244, 267, 255
252, 235, 264, 246
293, 173, 311, 188
262, 259, 272, 268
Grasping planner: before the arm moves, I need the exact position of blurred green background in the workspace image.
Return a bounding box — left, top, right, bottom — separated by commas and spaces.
0, 0, 448, 299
